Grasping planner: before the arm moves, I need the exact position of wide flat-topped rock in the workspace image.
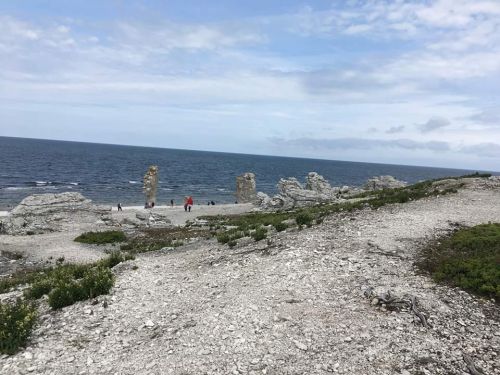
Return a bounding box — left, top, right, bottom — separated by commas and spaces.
1, 192, 111, 235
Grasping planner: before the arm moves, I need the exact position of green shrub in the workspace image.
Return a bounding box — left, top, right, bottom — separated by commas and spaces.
296, 213, 313, 227
216, 233, 230, 244
417, 223, 500, 300
81, 267, 114, 299
24, 278, 53, 299
48, 266, 114, 309
0, 299, 37, 355
274, 222, 288, 232
48, 280, 85, 309
252, 227, 267, 241
74, 231, 126, 244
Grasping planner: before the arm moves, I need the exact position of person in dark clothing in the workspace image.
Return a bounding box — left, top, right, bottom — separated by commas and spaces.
117, 203, 122, 211
170, 199, 174, 207
210, 201, 215, 205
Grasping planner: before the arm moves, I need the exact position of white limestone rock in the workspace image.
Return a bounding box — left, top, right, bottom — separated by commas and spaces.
0, 192, 111, 235
363, 175, 407, 191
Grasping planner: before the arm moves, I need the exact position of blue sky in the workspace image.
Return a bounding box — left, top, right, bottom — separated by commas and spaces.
1, 0, 499, 170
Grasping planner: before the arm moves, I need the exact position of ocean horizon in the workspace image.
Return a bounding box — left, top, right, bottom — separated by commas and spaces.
0, 136, 497, 210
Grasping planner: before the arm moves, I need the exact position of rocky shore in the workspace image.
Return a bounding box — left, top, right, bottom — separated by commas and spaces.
1, 177, 499, 374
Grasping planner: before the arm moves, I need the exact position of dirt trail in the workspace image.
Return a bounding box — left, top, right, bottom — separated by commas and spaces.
2, 187, 500, 374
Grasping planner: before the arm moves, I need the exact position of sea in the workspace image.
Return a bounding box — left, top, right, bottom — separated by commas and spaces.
0, 136, 496, 210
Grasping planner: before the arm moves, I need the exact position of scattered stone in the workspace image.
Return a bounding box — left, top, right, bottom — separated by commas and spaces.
293, 340, 308, 351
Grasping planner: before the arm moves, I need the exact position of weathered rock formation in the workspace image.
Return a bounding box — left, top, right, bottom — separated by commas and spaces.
0, 192, 111, 235
143, 166, 159, 206
235, 173, 257, 203
363, 175, 406, 191
257, 172, 347, 210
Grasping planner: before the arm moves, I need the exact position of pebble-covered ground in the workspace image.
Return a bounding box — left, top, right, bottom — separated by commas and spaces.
1, 182, 499, 374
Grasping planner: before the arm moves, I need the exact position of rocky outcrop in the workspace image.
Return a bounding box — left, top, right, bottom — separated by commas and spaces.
363, 175, 406, 191
257, 172, 347, 210
235, 173, 257, 203
0, 192, 111, 235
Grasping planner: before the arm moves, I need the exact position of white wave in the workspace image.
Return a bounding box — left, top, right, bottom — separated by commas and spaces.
69, 182, 79, 186
217, 188, 228, 192
5, 187, 32, 191
162, 188, 173, 191
129, 181, 139, 184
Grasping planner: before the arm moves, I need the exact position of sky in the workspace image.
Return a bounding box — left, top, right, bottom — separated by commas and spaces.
0, 0, 499, 171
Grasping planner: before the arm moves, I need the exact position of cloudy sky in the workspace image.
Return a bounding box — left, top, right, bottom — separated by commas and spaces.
1, 0, 499, 170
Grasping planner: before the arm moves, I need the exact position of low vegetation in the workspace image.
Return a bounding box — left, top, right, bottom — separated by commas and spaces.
24, 251, 133, 308
120, 227, 207, 253
0, 299, 37, 355
0, 250, 135, 354
417, 223, 500, 300
74, 230, 127, 244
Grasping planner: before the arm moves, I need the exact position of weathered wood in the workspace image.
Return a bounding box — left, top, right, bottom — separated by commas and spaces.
463, 354, 485, 375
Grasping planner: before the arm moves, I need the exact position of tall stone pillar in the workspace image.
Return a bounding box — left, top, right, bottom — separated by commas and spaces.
235, 172, 257, 203
143, 165, 159, 206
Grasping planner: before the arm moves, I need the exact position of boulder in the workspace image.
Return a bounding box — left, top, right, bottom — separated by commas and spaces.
363, 176, 406, 191
235, 173, 257, 203
0, 192, 111, 235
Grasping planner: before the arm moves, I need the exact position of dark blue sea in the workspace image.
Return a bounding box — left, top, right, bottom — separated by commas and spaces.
0, 136, 496, 210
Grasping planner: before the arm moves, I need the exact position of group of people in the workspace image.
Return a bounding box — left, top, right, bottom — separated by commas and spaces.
117, 195, 209, 212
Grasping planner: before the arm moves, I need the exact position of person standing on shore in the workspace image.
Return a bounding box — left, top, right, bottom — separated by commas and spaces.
117, 203, 122, 211
170, 199, 174, 207
187, 196, 193, 212
183, 196, 188, 212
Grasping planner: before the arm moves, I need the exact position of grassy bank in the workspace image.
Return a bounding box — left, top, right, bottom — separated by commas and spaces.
417, 223, 500, 301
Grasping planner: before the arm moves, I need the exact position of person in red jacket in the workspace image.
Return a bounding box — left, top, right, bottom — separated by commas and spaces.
187, 196, 193, 212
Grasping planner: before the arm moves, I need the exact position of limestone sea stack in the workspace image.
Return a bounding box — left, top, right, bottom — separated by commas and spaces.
143, 165, 159, 206
0, 192, 111, 235
235, 173, 257, 203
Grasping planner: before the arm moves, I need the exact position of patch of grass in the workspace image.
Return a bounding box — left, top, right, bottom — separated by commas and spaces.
417, 223, 500, 300
0, 299, 37, 355
120, 227, 204, 253
74, 230, 126, 244
252, 227, 267, 241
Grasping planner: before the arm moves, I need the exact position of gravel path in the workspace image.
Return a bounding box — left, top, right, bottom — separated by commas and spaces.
2, 186, 500, 374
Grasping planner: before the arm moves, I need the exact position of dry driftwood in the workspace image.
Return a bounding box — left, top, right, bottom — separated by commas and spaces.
463, 354, 485, 375
364, 287, 431, 328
